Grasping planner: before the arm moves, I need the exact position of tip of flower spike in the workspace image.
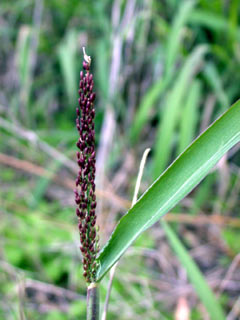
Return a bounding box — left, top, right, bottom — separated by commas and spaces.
83, 61, 89, 71
82, 47, 91, 66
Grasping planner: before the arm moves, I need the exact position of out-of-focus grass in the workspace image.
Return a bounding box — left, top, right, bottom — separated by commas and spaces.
0, 0, 240, 319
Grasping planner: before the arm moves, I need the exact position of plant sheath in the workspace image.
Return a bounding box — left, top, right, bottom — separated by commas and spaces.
87, 283, 99, 320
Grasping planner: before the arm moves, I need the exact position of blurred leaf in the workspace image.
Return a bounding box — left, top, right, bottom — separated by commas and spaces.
190, 173, 215, 214
162, 220, 225, 320
153, 45, 207, 177
58, 30, 78, 104
95, 40, 109, 100
17, 26, 31, 88
96, 99, 240, 281
178, 79, 201, 154
130, 0, 195, 144
130, 77, 168, 143
189, 9, 228, 31
16, 25, 32, 123
204, 63, 229, 113
228, 0, 239, 47
165, 0, 196, 77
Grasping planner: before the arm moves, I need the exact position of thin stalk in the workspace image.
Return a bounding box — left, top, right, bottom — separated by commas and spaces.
87, 283, 99, 320
101, 148, 151, 320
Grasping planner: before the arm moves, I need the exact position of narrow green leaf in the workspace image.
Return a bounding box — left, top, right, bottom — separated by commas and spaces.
16, 26, 32, 124
162, 221, 225, 320
190, 5, 240, 43
204, 63, 229, 112
96, 100, 240, 281
96, 40, 109, 100
178, 80, 201, 154
189, 9, 228, 31
190, 173, 215, 215
165, 0, 195, 77
58, 30, 78, 104
129, 0, 195, 144
153, 45, 207, 178
129, 77, 168, 143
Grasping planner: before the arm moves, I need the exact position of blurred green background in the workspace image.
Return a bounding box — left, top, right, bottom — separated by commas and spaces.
0, 0, 240, 319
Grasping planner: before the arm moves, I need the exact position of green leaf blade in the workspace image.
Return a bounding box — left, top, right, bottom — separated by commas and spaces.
153, 45, 207, 178
178, 79, 201, 154
162, 221, 225, 320
96, 100, 240, 281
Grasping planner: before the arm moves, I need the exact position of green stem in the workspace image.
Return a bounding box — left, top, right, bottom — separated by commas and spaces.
87, 283, 99, 320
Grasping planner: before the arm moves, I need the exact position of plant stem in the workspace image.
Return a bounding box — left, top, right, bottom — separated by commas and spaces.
87, 283, 99, 320
101, 148, 151, 320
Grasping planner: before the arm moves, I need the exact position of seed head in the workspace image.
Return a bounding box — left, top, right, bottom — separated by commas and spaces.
75, 48, 99, 283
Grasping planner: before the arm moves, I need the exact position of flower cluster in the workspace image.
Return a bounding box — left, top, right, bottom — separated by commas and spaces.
75, 53, 99, 283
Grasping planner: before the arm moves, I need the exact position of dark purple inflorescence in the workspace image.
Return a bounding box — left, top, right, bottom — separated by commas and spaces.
75, 52, 99, 283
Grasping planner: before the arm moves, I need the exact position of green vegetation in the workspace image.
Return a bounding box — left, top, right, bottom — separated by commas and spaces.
1, 1, 240, 319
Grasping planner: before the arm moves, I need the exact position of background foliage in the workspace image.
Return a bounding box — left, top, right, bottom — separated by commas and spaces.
0, 0, 240, 319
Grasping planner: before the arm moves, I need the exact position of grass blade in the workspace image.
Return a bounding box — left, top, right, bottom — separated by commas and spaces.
162, 220, 225, 320
153, 45, 207, 178
165, 0, 195, 77
189, 9, 228, 32
204, 63, 229, 113
96, 99, 240, 281
129, 78, 168, 144
58, 30, 78, 104
130, 0, 195, 144
178, 79, 201, 154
